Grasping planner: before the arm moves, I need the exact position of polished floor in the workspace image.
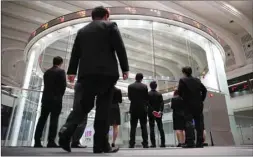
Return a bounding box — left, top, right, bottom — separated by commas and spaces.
2, 146, 253, 156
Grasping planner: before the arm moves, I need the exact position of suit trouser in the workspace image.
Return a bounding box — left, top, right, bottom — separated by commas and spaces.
34, 103, 62, 143
148, 113, 165, 146
129, 111, 148, 146
71, 83, 88, 144
71, 115, 88, 144
184, 106, 204, 145
59, 75, 117, 150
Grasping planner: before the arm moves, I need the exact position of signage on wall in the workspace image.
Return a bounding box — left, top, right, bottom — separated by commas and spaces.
28, 7, 225, 48
229, 82, 250, 93
81, 127, 94, 146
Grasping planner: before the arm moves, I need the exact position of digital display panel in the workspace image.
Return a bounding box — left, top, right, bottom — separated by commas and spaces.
28, 7, 225, 48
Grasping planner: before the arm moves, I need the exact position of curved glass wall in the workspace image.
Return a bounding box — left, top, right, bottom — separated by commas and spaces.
6, 14, 239, 147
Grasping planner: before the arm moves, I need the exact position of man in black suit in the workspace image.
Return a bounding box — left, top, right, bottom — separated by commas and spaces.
58, 6, 129, 153
177, 66, 207, 148
128, 73, 149, 148
148, 81, 165, 148
34, 56, 66, 148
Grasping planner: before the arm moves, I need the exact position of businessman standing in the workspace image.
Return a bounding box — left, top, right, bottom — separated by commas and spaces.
128, 73, 149, 148
177, 66, 207, 148
58, 6, 129, 153
148, 81, 165, 148
34, 56, 66, 148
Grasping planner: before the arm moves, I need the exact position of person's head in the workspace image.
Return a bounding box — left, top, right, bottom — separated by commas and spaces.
91, 6, 110, 21
150, 81, 157, 90
174, 90, 179, 96
53, 56, 63, 68
182, 66, 192, 77
135, 73, 143, 82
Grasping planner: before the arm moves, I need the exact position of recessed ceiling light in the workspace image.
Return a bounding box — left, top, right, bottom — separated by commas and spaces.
47, 34, 52, 38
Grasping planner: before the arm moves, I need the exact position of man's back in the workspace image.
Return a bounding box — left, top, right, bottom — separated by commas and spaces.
178, 76, 207, 105
67, 20, 129, 80
42, 66, 66, 103
128, 82, 148, 112
148, 90, 164, 112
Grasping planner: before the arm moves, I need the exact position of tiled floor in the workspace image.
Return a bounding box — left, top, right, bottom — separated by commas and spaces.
2, 146, 253, 156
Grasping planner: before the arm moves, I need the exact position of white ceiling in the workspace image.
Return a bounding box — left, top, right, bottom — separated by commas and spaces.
1, 1, 252, 87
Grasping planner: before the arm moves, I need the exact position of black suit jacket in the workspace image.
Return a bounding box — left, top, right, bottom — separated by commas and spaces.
178, 76, 207, 107
111, 86, 122, 108
128, 81, 149, 113
67, 20, 129, 80
148, 90, 164, 113
42, 66, 67, 104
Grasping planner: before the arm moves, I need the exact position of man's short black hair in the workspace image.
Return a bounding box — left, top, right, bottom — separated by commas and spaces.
150, 81, 157, 90
91, 6, 109, 20
135, 73, 143, 81
53, 56, 63, 66
182, 66, 192, 77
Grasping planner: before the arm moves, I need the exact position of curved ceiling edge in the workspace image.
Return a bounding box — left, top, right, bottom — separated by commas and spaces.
25, 7, 226, 59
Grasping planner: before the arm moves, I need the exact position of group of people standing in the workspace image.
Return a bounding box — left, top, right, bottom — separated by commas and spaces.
32, 6, 207, 154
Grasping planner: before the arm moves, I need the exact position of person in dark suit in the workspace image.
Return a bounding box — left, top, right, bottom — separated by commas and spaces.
128, 73, 149, 148
147, 81, 165, 148
177, 66, 207, 148
109, 85, 122, 148
58, 6, 129, 154
171, 90, 185, 147
34, 56, 66, 148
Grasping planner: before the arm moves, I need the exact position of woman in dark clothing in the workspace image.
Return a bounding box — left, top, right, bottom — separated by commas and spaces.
109, 86, 122, 147
171, 90, 185, 147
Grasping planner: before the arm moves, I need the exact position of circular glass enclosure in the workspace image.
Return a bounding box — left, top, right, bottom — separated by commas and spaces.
31, 19, 212, 93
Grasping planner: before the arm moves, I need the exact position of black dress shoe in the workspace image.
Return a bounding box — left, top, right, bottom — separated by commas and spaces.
47, 142, 59, 148
93, 146, 119, 153
176, 143, 182, 147
196, 143, 204, 148
143, 145, 149, 148
182, 143, 195, 148
203, 143, 208, 146
111, 143, 115, 147
34, 143, 43, 148
150, 145, 156, 148
58, 132, 71, 152
71, 143, 87, 148
160, 144, 166, 148
104, 146, 119, 153
129, 145, 134, 148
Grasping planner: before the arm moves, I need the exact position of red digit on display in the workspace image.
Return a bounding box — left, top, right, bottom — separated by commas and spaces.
59, 16, 64, 22
232, 86, 237, 91
243, 84, 248, 89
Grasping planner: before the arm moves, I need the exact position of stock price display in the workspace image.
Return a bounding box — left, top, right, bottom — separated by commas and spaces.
229, 82, 249, 93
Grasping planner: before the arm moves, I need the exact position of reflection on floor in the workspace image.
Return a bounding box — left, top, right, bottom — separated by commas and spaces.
2, 146, 253, 156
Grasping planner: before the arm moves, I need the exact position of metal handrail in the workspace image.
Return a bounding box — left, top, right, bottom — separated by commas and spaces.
1, 84, 225, 95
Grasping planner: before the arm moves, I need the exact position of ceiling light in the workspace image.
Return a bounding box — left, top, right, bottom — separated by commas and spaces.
138, 20, 144, 26
177, 27, 184, 33
66, 26, 72, 31
47, 34, 52, 38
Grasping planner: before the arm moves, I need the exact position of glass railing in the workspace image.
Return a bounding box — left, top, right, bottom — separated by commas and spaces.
232, 115, 253, 145
1, 85, 94, 147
